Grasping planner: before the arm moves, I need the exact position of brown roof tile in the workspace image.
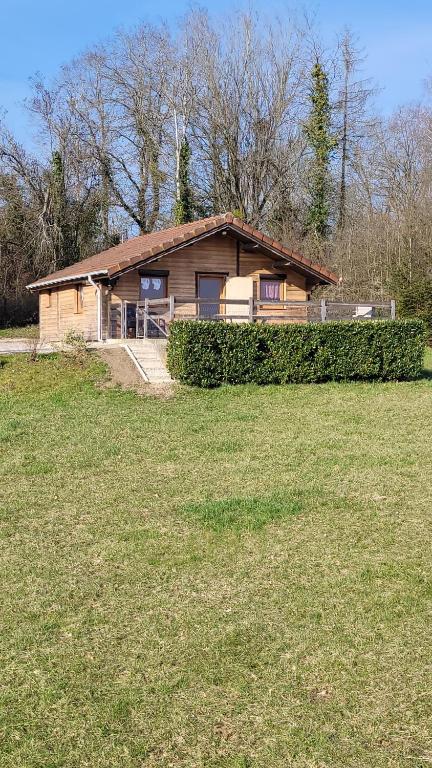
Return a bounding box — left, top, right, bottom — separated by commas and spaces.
27, 213, 338, 288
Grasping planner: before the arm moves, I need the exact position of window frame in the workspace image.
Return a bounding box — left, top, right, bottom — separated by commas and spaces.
259, 275, 285, 302
195, 272, 228, 299
139, 272, 168, 301
195, 272, 227, 318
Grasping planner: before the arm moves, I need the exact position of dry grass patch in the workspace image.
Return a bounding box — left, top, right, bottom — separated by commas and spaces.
97, 346, 177, 398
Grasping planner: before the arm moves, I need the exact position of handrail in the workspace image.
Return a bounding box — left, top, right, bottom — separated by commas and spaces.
320, 301, 393, 308
172, 297, 251, 305
254, 300, 316, 308
121, 297, 396, 339
138, 296, 395, 309
139, 298, 170, 307
138, 297, 252, 307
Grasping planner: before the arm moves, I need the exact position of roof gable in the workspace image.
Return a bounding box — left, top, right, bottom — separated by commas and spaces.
27, 213, 338, 289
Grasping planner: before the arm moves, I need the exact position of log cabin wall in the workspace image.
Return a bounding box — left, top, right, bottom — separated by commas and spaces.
39, 284, 98, 341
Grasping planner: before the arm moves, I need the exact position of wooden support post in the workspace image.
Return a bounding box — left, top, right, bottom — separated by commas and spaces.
121, 301, 126, 339
320, 298, 327, 322
106, 291, 111, 340
144, 298, 149, 338
390, 299, 396, 320
249, 296, 254, 323
169, 295, 175, 321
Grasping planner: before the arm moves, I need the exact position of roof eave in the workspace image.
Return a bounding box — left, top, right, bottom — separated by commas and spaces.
26, 270, 108, 291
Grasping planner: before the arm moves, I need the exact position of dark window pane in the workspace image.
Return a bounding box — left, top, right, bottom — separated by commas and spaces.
199, 277, 222, 299
140, 275, 166, 300
126, 303, 137, 338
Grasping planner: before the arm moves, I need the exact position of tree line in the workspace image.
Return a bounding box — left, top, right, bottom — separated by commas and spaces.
1, 10, 431, 326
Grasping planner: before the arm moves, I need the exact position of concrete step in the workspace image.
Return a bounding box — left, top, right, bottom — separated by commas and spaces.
124, 342, 172, 383
134, 360, 162, 367
134, 360, 165, 368
133, 354, 161, 362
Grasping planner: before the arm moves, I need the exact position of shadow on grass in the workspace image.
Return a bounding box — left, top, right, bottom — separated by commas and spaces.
422, 347, 432, 379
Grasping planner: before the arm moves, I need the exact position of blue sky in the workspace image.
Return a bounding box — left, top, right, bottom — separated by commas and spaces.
1, 0, 432, 146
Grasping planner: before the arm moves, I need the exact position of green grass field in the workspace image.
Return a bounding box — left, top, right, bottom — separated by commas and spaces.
1, 351, 432, 767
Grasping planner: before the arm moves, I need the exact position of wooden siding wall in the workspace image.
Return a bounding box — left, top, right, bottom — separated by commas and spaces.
238, 252, 306, 300
39, 284, 98, 341
110, 233, 238, 305
109, 233, 307, 334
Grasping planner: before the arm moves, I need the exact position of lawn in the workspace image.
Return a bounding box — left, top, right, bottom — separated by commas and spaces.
1, 351, 432, 768
0, 324, 39, 339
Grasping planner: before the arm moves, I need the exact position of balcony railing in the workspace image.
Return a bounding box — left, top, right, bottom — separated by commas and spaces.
112, 297, 396, 339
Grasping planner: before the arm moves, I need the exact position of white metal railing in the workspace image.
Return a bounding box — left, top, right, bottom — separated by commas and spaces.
146, 297, 396, 322
136, 304, 168, 339
114, 297, 396, 339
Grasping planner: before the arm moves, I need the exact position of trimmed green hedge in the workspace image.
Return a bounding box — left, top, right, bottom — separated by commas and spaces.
167, 319, 426, 388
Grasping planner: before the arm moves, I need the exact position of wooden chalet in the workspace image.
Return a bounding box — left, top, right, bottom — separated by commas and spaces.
27, 213, 339, 341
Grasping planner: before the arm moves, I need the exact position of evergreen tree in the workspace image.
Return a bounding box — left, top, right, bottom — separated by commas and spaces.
48, 151, 101, 268
51, 151, 66, 224
174, 136, 194, 225
49, 150, 76, 266
231, 207, 245, 221
304, 61, 337, 238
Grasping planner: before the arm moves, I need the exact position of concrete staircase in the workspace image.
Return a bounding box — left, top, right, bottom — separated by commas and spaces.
125, 339, 172, 383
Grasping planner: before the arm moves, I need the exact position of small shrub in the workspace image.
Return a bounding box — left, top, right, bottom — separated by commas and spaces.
26, 336, 42, 363
167, 319, 426, 388
62, 329, 90, 367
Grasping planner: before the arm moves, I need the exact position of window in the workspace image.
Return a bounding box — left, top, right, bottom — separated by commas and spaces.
139, 274, 167, 300
260, 277, 284, 301
75, 285, 84, 313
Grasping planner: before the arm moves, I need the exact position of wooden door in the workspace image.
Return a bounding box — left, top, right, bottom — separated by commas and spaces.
197, 274, 225, 318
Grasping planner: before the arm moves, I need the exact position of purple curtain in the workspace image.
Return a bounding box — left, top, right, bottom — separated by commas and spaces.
261, 281, 280, 300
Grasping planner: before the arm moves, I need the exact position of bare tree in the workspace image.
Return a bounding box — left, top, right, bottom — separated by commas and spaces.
183, 10, 308, 227
333, 29, 376, 229
1, 7, 432, 326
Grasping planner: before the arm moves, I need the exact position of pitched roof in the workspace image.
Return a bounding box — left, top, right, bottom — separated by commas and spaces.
27, 213, 338, 289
